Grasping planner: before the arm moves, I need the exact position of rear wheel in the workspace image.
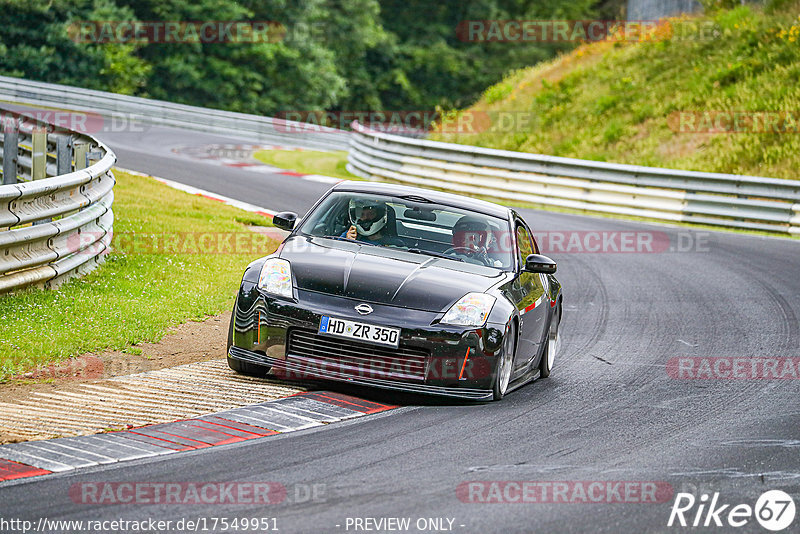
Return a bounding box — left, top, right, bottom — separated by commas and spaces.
492, 321, 516, 401
539, 306, 561, 378
226, 300, 271, 377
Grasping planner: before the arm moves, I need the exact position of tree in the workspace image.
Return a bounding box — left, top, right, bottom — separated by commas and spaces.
0, 0, 607, 117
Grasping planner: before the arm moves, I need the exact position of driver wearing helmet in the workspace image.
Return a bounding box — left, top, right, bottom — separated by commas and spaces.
451, 216, 503, 267
342, 198, 402, 246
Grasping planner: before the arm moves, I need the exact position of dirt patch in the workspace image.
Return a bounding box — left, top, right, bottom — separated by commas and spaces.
0, 311, 314, 444
0, 311, 232, 406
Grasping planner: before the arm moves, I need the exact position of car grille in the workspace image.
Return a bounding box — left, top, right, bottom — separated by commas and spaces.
287, 329, 429, 382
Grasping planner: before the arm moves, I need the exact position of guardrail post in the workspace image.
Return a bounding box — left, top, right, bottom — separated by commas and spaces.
87, 147, 101, 167
55, 134, 72, 175
32, 128, 52, 225
74, 142, 88, 170
31, 127, 46, 180
2, 123, 18, 185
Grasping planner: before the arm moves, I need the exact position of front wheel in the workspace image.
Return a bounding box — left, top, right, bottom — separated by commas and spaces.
226, 299, 271, 377
493, 321, 517, 401
539, 307, 561, 378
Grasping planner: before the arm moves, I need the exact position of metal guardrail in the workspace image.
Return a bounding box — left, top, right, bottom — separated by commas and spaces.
0, 75, 349, 152
0, 108, 115, 293
5, 77, 797, 236
347, 122, 800, 235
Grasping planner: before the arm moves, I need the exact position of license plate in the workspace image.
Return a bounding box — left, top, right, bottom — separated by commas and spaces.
318, 316, 400, 348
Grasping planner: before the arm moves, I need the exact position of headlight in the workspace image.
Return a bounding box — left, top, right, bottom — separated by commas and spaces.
441, 293, 496, 327
258, 258, 293, 298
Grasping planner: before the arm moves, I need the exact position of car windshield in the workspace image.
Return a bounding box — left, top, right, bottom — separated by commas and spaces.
298, 191, 514, 270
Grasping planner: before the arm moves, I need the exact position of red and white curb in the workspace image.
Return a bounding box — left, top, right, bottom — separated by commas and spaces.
169, 143, 341, 184
0, 392, 395, 481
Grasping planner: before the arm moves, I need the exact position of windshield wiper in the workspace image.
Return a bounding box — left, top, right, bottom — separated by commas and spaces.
405, 248, 463, 262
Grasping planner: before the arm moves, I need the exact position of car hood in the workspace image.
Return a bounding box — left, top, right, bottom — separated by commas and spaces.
280, 236, 507, 312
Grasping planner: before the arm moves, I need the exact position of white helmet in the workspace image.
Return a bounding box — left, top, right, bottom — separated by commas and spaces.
349, 198, 388, 236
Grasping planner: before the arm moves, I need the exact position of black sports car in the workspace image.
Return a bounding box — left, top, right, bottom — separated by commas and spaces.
227, 182, 562, 401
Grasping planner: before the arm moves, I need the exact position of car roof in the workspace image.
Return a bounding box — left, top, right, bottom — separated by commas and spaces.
332, 181, 511, 219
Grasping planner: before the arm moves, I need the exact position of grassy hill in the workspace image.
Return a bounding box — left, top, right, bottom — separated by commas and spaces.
432, 3, 800, 180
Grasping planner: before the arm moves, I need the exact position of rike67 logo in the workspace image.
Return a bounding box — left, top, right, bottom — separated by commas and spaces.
668, 490, 796, 531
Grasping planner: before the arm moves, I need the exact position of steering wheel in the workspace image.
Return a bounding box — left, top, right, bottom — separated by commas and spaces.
443, 246, 478, 257
443, 246, 495, 267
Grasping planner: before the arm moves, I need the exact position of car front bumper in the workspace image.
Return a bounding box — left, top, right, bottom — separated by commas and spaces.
228, 284, 507, 401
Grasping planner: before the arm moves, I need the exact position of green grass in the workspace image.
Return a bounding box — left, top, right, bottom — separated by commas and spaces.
432, 3, 800, 180
0, 169, 279, 381
253, 149, 361, 181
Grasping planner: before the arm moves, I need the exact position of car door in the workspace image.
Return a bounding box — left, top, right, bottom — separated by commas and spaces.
512, 219, 548, 372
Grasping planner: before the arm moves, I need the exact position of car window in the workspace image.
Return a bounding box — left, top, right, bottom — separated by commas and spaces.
298, 191, 514, 270
516, 223, 533, 267
528, 225, 540, 253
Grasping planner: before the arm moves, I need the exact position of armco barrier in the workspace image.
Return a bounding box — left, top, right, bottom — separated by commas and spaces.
0, 108, 115, 293
4, 76, 798, 236
347, 122, 800, 235
0, 75, 348, 152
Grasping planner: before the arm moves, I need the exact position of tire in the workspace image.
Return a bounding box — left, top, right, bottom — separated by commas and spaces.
226, 300, 271, 377
492, 321, 517, 401
539, 305, 561, 378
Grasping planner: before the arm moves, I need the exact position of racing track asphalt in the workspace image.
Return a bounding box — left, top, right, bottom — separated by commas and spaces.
2, 121, 799, 533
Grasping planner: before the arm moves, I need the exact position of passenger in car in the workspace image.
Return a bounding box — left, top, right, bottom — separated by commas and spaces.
451, 216, 505, 267
342, 198, 404, 246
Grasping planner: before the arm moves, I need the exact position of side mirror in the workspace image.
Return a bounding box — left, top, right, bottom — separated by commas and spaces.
273, 211, 298, 231
524, 254, 557, 274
